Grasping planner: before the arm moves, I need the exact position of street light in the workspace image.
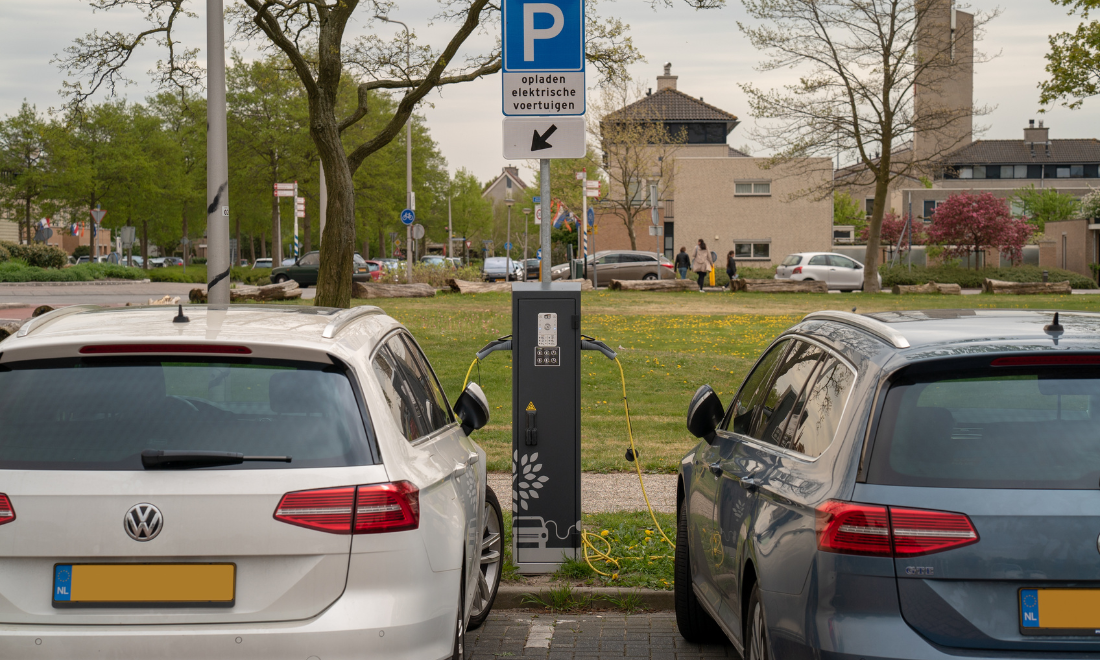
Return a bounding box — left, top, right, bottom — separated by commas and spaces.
376, 14, 413, 284
522, 207, 531, 281
505, 197, 515, 265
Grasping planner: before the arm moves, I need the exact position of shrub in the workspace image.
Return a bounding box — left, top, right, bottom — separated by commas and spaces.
191, 257, 208, 265
0, 244, 8, 263
0, 261, 143, 282
879, 264, 1097, 289
145, 266, 272, 285
0, 241, 68, 269
377, 263, 483, 287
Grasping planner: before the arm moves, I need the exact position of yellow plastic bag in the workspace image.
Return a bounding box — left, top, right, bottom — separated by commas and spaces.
708, 266, 715, 287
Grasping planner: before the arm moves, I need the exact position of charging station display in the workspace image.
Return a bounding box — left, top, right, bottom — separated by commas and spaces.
511, 283, 581, 572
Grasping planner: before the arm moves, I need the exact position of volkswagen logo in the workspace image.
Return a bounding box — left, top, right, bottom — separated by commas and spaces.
124, 503, 163, 542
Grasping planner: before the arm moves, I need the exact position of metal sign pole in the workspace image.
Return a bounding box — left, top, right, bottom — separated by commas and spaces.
540, 159, 551, 288
205, 0, 230, 306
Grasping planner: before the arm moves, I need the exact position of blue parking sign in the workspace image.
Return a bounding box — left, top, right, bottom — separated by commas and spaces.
503, 0, 585, 72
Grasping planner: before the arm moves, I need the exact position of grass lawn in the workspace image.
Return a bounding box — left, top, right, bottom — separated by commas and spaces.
325, 290, 1100, 473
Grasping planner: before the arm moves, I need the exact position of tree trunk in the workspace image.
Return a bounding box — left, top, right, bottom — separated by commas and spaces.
862, 174, 890, 293
248, 232, 255, 263
363, 239, 369, 259
24, 197, 31, 244
235, 216, 241, 267
377, 226, 385, 259
141, 219, 149, 269
626, 214, 637, 250
312, 88, 356, 307
261, 229, 267, 259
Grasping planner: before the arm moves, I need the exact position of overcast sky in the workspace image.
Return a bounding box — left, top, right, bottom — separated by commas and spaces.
0, 0, 1090, 185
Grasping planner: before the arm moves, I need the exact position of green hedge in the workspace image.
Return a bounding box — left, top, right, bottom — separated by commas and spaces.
145, 266, 272, 286
0, 261, 144, 282
0, 241, 68, 269
880, 264, 1097, 289
0, 244, 9, 263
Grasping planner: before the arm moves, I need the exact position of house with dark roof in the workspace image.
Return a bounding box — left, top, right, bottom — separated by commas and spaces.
594, 65, 833, 263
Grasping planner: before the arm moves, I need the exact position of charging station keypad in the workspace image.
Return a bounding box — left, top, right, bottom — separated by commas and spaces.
535, 346, 560, 366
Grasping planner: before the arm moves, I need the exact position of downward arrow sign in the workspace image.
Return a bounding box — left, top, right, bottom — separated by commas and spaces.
531, 124, 558, 151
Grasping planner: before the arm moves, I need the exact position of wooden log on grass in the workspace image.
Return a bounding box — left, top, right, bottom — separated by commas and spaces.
982, 278, 1072, 295
608, 278, 697, 291
730, 278, 829, 293
0, 319, 24, 341
448, 279, 513, 294
353, 282, 436, 298
891, 282, 962, 295
191, 280, 302, 303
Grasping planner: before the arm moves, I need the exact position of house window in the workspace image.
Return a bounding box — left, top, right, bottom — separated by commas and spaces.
1071, 165, 1085, 178
973, 165, 986, 179
923, 200, 938, 222
627, 179, 644, 205
1014, 165, 1028, 179
735, 182, 771, 196
959, 167, 973, 179
1058, 167, 1071, 178
1001, 165, 1015, 179
865, 198, 875, 217
734, 242, 771, 259
506, 177, 512, 189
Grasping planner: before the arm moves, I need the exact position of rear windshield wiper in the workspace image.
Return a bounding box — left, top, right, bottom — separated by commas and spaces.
141, 450, 292, 470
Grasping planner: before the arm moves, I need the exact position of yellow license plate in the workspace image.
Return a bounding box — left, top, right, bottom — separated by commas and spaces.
53, 564, 235, 608
1021, 588, 1100, 634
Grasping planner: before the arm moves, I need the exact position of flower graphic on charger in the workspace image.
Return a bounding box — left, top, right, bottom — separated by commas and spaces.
512, 450, 549, 511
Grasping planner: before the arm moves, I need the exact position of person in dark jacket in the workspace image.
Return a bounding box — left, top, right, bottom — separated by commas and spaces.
726, 251, 738, 290
674, 247, 690, 280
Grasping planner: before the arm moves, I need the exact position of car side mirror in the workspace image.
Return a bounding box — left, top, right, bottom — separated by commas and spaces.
687, 384, 724, 442
453, 382, 489, 436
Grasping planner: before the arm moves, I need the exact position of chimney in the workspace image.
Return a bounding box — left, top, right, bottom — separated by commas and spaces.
1024, 119, 1049, 144
656, 62, 677, 92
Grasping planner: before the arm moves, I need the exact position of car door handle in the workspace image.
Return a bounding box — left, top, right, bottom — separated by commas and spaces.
707, 461, 723, 477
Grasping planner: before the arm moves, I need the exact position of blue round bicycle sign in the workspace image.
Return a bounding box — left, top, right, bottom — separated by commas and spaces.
400, 209, 415, 226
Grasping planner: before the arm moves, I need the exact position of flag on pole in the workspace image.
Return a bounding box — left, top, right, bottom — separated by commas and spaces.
70, 222, 82, 237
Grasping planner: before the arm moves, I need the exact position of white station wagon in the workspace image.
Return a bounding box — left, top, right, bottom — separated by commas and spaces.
774, 251, 882, 292
0, 304, 501, 659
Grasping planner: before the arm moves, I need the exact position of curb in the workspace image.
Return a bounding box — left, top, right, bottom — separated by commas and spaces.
494, 585, 673, 611
0, 279, 153, 287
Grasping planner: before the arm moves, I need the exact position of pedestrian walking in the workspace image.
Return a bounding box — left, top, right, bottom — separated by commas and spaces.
690, 239, 713, 291
674, 246, 690, 280
726, 250, 738, 290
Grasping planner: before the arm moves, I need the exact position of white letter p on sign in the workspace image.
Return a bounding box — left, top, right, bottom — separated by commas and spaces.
523, 3, 564, 61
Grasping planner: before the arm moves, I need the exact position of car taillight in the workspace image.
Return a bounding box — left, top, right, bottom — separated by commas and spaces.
817, 501, 978, 557
0, 494, 14, 526
354, 482, 419, 534
817, 501, 891, 556
274, 482, 419, 535
792, 266, 802, 274
890, 508, 978, 556
662, 263, 673, 269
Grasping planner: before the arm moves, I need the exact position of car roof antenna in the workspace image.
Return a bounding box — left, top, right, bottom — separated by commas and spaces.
173, 304, 190, 324
1044, 312, 1064, 334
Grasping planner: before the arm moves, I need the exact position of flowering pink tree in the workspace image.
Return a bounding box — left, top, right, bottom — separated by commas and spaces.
925, 192, 1034, 267
860, 213, 924, 246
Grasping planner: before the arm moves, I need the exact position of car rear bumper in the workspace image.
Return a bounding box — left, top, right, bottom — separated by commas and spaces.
0, 567, 459, 660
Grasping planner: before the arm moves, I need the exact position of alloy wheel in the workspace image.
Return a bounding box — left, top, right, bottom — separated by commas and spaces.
750, 600, 766, 660
469, 499, 502, 621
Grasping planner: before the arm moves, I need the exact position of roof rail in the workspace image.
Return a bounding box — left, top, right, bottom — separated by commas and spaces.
801, 310, 911, 349
321, 306, 384, 339
16, 305, 103, 339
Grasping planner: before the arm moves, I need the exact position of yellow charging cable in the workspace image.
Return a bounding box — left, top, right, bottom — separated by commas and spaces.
462, 357, 479, 391
578, 353, 676, 579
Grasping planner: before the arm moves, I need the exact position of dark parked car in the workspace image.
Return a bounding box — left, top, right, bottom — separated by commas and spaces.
676, 309, 1100, 659
481, 257, 522, 282
270, 251, 370, 287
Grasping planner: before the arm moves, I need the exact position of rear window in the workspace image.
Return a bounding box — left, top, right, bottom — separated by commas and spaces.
0, 358, 374, 470
868, 367, 1100, 489
782, 255, 802, 266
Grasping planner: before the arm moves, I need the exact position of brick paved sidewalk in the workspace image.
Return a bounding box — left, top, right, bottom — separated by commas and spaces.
467, 612, 736, 659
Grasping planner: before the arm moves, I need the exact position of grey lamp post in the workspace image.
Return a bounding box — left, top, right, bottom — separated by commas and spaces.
376, 14, 413, 284
522, 207, 531, 281
506, 197, 514, 264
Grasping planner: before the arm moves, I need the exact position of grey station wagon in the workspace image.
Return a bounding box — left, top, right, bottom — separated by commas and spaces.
676, 309, 1100, 659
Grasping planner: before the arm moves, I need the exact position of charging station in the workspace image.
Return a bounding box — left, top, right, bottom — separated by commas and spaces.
510, 282, 582, 572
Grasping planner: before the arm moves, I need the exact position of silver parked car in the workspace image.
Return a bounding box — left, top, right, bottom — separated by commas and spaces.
560, 250, 675, 284
774, 252, 881, 292
0, 305, 503, 658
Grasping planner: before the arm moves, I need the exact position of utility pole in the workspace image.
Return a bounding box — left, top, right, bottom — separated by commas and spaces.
447, 190, 453, 258
375, 14, 413, 282
506, 198, 514, 264
205, 0, 230, 306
